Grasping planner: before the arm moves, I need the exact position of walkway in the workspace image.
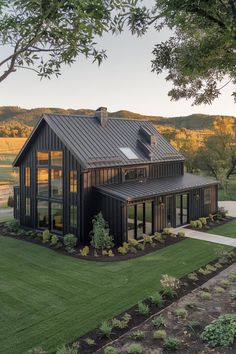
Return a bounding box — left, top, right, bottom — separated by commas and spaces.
182, 227, 236, 247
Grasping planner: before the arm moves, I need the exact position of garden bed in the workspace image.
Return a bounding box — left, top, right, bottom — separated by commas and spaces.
60, 249, 236, 354
186, 215, 235, 233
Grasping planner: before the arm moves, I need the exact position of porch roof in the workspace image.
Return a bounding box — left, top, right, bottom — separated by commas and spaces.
95, 173, 218, 202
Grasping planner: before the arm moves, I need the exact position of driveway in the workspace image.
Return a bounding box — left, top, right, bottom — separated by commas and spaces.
219, 201, 236, 217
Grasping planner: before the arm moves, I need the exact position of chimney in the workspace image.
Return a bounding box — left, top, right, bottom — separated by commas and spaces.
95, 107, 108, 127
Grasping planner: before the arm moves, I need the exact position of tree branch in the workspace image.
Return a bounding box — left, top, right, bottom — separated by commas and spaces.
228, 0, 236, 21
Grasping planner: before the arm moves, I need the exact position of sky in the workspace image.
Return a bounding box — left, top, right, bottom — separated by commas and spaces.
0, 23, 235, 117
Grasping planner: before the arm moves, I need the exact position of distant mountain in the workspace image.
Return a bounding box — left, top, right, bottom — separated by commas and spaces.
0, 106, 235, 130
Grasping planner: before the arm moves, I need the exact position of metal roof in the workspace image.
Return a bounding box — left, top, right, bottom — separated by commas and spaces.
13, 113, 184, 168
95, 173, 218, 201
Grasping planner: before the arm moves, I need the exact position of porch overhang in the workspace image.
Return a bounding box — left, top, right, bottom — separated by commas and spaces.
95, 173, 218, 202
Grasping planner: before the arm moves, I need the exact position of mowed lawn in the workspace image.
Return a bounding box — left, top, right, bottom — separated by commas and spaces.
0, 236, 231, 354
209, 219, 236, 238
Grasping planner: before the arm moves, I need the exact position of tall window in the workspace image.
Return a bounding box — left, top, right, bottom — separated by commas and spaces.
70, 170, 77, 193
70, 205, 77, 228
127, 205, 135, 240
26, 198, 30, 216
127, 202, 153, 240
37, 168, 49, 197
145, 201, 153, 235
51, 169, 63, 198
37, 200, 49, 228
51, 203, 63, 231
204, 188, 211, 204
25, 167, 30, 187
37, 151, 49, 165
51, 151, 63, 166
124, 168, 146, 182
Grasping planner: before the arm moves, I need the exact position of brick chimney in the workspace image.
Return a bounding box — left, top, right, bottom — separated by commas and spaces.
95, 107, 108, 127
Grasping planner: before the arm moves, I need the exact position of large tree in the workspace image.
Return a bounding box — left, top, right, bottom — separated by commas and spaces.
148, 0, 236, 105
0, 0, 148, 82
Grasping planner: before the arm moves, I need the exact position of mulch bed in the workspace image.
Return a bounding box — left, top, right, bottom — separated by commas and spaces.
67, 252, 236, 354
186, 216, 235, 233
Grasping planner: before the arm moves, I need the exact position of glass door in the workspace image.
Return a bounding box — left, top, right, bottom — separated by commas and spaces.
175, 194, 189, 227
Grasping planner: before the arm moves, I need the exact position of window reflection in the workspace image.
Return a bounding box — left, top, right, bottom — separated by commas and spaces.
37, 168, 49, 197
37, 151, 49, 165
51, 203, 63, 232
51, 151, 63, 166
37, 201, 49, 228
70, 170, 77, 193
127, 205, 135, 240
51, 169, 63, 198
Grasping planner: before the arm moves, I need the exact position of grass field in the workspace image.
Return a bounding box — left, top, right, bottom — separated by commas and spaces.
0, 234, 231, 354
209, 219, 236, 238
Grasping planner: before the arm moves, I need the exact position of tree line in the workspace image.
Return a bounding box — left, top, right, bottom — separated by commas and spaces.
0, 121, 32, 137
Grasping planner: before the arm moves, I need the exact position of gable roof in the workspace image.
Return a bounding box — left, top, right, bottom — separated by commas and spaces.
13, 113, 184, 169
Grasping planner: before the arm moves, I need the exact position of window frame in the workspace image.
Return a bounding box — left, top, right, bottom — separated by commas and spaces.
25, 167, 30, 187
70, 170, 78, 193
204, 188, 212, 205
123, 167, 147, 182
25, 197, 31, 216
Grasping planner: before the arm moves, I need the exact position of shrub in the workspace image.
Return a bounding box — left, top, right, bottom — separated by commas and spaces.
190, 220, 197, 228
104, 346, 118, 354
177, 230, 185, 237
208, 213, 214, 222
149, 292, 163, 306
160, 274, 180, 297
229, 272, 236, 282
130, 246, 137, 254
200, 292, 212, 300
230, 292, 236, 300
205, 264, 217, 272
137, 301, 150, 316
153, 329, 167, 340
56, 345, 77, 354
108, 249, 114, 257
163, 337, 181, 351
199, 217, 207, 226
131, 330, 145, 341
163, 228, 171, 235
123, 242, 129, 250
217, 207, 228, 219
80, 246, 89, 256
143, 235, 152, 244
112, 313, 131, 329
90, 212, 114, 251
187, 272, 198, 282
84, 338, 95, 346
214, 262, 223, 269
6, 219, 20, 232
220, 279, 230, 288
201, 314, 236, 347
154, 232, 164, 243
42, 229, 51, 243
196, 220, 203, 228
117, 246, 127, 255
137, 243, 145, 251
215, 286, 225, 293
152, 315, 165, 328
187, 320, 201, 331
27, 348, 47, 354
99, 321, 113, 338
50, 234, 59, 246
127, 343, 143, 354
175, 308, 188, 319
198, 267, 211, 276
129, 239, 139, 247
63, 234, 77, 250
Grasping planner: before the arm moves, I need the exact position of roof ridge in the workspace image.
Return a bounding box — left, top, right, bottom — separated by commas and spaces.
43, 112, 151, 122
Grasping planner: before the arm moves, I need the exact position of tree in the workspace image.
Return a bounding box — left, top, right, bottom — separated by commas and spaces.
196, 117, 236, 193
143, 0, 236, 105
90, 212, 114, 251
0, 0, 148, 82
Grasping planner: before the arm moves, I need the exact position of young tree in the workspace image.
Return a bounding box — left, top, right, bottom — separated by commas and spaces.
90, 212, 114, 251
0, 0, 148, 83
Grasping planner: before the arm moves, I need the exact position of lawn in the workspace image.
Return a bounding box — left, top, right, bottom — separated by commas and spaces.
209, 219, 236, 238
0, 236, 231, 354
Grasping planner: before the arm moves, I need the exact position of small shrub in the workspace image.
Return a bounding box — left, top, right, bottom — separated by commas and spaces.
215, 286, 225, 293
99, 321, 113, 338
112, 313, 131, 329
177, 230, 185, 237
137, 243, 145, 251
143, 235, 152, 244
117, 246, 127, 255
137, 301, 150, 316
190, 220, 197, 228
123, 242, 129, 250
108, 249, 114, 257
195, 220, 203, 228
130, 246, 137, 254
63, 234, 77, 250
205, 264, 217, 272
201, 314, 236, 347
7, 195, 14, 207
185, 302, 198, 310
214, 262, 223, 269
220, 279, 230, 288
200, 291, 212, 300
50, 234, 59, 246
230, 292, 236, 300
152, 315, 165, 328
90, 212, 114, 251
175, 308, 188, 319
154, 232, 164, 243
129, 239, 139, 247
42, 229, 51, 243
187, 272, 198, 281
80, 246, 89, 256
187, 320, 201, 331
208, 213, 214, 222
127, 343, 143, 354
131, 330, 145, 341
163, 337, 181, 351
153, 329, 167, 340
160, 274, 180, 297
84, 338, 95, 346
149, 292, 163, 306
229, 272, 236, 282
198, 267, 211, 276
56, 345, 77, 354
104, 346, 118, 354
163, 228, 171, 235
217, 207, 228, 219
199, 217, 207, 225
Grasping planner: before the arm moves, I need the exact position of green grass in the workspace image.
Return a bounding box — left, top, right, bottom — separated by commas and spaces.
0, 236, 231, 354
209, 219, 236, 239
218, 176, 236, 201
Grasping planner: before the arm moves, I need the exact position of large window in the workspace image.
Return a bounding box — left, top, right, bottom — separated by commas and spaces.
145, 201, 153, 235
175, 194, 189, 227
37, 168, 49, 197
51, 151, 63, 166
70, 205, 77, 228
26, 197, 30, 216
51, 203, 63, 232
51, 169, 63, 198
124, 168, 146, 182
127, 202, 153, 240
204, 188, 211, 204
70, 170, 77, 193
127, 205, 135, 240
37, 151, 49, 165
25, 167, 30, 187
37, 200, 49, 228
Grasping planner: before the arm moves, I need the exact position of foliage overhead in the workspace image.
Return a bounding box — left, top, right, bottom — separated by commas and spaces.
0, 0, 149, 82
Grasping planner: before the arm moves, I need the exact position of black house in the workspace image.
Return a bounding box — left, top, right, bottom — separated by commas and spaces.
13, 107, 218, 245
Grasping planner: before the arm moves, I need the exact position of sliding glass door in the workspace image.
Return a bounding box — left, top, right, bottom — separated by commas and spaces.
175, 194, 189, 227
127, 201, 153, 240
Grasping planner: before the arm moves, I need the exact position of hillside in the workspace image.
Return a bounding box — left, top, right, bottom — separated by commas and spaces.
0, 106, 235, 131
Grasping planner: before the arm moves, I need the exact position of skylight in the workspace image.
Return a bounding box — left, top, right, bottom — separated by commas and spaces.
119, 147, 138, 159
